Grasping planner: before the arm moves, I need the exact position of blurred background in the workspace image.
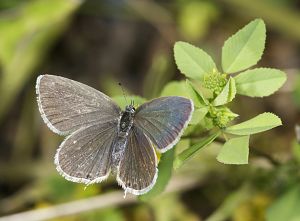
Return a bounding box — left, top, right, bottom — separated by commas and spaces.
0, 0, 300, 220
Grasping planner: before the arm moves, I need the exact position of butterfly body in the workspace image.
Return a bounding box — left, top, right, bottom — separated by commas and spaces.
36, 75, 193, 195
112, 105, 135, 169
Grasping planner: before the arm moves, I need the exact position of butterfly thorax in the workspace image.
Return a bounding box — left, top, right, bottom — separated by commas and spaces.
111, 105, 135, 171
118, 105, 135, 136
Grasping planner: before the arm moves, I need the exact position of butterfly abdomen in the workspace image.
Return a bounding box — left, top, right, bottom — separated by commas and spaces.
112, 106, 135, 170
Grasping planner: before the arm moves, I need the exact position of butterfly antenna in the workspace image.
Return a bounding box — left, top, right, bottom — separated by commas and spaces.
118, 82, 128, 105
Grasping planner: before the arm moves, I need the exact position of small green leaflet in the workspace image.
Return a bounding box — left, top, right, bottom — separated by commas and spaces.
225, 112, 282, 135
174, 131, 220, 169
139, 148, 175, 200
212, 77, 236, 106
174, 41, 216, 80
217, 135, 250, 164
189, 107, 208, 125
234, 68, 286, 97
222, 19, 266, 73
186, 79, 209, 106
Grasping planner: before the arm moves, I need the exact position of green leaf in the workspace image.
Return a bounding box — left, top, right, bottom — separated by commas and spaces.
112, 95, 146, 109
174, 131, 220, 169
189, 107, 208, 125
174, 41, 216, 80
217, 136, 250, 164
139, 148, 175, 200
222, 19, 266, 73
234, 68, 286, 97
225, 112, 282, 135
266, 185, 300, 221
212, 77, 236, 106
186, 79, 209, 106
160, 80, 201, 107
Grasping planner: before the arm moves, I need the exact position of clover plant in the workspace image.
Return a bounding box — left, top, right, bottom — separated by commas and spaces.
137, 19, 286, 199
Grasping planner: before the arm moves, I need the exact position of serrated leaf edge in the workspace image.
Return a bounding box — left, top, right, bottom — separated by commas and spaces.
225, 112, 282, 135
234, 67, 287, 97
222, 19, 266, 73
174, 41, 216, 79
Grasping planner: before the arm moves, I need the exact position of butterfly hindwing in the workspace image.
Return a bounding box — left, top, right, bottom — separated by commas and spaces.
55, 121, 118, 184
134, 96, 194, 152
117, 126, 158, 195
36, 75, 121, 135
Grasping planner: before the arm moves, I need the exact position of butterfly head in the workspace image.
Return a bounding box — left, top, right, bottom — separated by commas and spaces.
125, 104, 135, 114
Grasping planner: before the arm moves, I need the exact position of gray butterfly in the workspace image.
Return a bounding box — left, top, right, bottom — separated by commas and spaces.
36, 75, 194, 195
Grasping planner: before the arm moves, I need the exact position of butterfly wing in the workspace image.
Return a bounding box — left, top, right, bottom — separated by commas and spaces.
55, 121, 118, 184
134, 96, 194, 153
36, 75, 121, 135
117, 126, 158, 195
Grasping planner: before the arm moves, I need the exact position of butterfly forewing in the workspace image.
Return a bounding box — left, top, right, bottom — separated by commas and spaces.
117, 126, 157, 195
134, 96, 193, 152
36, 75, 121, 135
55, 121, 118, 184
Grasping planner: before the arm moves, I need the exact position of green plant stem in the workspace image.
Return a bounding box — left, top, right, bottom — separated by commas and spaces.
222, 132, 229, 141
174, 131, 221, 169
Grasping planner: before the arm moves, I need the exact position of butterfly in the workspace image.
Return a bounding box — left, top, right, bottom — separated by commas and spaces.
36, 75, 194, 195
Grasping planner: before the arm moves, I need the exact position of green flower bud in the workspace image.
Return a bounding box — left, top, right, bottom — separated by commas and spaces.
203, 69, 227, 96
208, 106, 238, 128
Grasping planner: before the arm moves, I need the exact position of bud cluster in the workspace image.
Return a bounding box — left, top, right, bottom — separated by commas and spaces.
203, 69, 227, 96
208, 106, 238, 128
